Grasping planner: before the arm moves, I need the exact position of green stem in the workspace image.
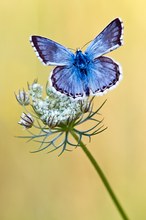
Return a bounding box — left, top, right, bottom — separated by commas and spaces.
71, 130, 129, 220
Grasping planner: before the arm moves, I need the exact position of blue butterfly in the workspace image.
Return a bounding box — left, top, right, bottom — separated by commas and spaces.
30, 18, 123, 99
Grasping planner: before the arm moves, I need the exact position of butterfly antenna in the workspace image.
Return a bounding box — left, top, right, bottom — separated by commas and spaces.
81, 40, 92, 50
68, 47, 75, 52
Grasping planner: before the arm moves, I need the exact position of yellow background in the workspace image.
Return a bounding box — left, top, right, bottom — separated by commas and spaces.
0, 0, 146, 219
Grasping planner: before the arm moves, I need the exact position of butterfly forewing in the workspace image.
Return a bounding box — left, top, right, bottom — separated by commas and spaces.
85, 18, 123, 60
30, 36, 74, 66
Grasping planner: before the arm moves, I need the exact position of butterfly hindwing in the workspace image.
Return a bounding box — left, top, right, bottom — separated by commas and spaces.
50, 66, 85, 98
87, 56, 122, 94
30, 36, 74, 66
85, 18, 123, 60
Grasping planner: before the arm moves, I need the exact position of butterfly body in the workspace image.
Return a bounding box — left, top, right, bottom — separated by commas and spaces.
30, 18, 123, 99
73, 49, 90, 71
74, 50, 97, 96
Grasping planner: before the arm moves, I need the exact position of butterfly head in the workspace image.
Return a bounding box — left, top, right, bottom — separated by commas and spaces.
74, 49, 90, 70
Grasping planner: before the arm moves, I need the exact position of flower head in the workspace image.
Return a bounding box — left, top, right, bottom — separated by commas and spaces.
16, 81, 106, 155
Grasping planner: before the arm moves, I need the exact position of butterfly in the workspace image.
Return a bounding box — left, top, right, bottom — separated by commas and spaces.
30, 18, 123, 99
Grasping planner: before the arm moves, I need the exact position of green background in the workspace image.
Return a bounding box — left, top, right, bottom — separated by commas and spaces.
0, 0, 145, 219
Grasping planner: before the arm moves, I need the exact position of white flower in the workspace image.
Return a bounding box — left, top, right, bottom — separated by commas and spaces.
28, 83, 90, 127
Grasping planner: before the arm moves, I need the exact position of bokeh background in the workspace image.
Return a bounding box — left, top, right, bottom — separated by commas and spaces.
0, 0, 146, 219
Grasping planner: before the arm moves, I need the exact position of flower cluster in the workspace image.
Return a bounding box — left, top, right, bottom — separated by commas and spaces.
16, 80, 106, 155
28, 82, 90, 128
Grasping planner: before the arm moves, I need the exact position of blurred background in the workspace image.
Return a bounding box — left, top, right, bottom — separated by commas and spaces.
0, 0, 146, 219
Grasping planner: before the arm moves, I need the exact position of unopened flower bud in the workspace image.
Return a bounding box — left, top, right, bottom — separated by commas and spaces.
46, 116, 59, 128
80, 100, 91, 113
18, 113, 34, 129
15, 89, 30, 106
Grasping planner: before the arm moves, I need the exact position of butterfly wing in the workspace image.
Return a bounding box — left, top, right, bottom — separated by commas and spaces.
87, 56, 122, 95
85, 18, 123, 59
50, 66, 85, 98
30, 36, 74, 66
